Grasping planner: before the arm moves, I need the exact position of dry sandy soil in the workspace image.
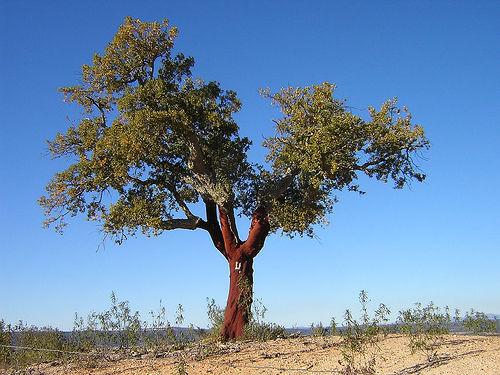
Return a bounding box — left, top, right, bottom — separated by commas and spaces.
13, 334, 500, 375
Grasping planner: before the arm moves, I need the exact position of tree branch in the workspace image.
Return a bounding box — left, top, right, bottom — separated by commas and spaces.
127, 174, 198, 220
167, 183, 197, 220
159, 217, 204, 231
203, 199, 226, 258
86, 95, 107, 127
242, 206, 270, 258
266, 168, 300, 204
353, 158, 385, 172
218, 206, 239, 255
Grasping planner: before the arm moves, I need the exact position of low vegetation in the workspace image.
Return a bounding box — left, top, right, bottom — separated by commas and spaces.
0, 291, 496, 374
398, 302, 451, 362
463, 309, 496, 334
338, 290, 390, 374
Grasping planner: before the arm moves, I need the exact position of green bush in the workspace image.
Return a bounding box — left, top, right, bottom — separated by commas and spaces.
0, 320, 13, 367
398, 302, 450, 362
12, 321, 68, 367
339, 290, 390, 375
463, 309, 496, 334
142, 300, 178, 353
329, 317, 337, 336
204, 298, 225, 342
310, 322, 328, 337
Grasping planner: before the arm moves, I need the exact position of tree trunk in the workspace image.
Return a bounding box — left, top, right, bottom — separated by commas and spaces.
208, 205, 269, 340
221, 255, 254, 340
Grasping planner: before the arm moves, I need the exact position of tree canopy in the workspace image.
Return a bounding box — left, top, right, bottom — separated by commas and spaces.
40, 17, 429, 244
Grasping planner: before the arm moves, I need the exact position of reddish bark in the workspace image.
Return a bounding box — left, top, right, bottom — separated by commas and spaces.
213, 205, 270, 340
221, 256, 254, 340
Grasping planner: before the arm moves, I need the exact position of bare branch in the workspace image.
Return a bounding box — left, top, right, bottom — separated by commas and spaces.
85, 96, 107, 127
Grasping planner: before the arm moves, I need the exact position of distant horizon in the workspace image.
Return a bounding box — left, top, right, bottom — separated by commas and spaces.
2, 291, 499, 331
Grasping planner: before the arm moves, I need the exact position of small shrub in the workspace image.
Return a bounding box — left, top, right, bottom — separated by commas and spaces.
243, 299, 286, 341
0, 320, 13, 367
311, 322, 327, 337
339, 290, 390, 375
330, 317, 338, 336
107, 291, 142, 349
398, 302, 450, 362
142, 300, 177, 353
463, 309, 495, 334
174, 356, 188, 374
12, 321, 68, 367
205, 298, 225, 342
72, 312, 98, 352
73, 292, 142, 351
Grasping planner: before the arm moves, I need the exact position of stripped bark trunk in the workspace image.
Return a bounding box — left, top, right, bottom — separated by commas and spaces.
221, 256, 253, 340
216, 205, 270, 340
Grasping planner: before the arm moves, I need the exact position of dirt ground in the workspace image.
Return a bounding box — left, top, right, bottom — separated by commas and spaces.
18, 334, 500, 375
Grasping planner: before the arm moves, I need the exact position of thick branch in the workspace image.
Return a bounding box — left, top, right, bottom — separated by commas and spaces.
353, 158, 385, 172
224, 203, 241, 243
204, 199, 226, 258
159, 217, 204, 231
218, 206, 239, 256
241, 206, 270, 258
167, 183, 197, 220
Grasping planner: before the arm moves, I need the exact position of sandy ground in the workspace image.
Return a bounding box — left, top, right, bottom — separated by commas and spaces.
10, 334, 500, 375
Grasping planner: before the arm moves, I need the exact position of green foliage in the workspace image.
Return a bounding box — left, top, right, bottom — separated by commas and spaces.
11, 321, 68, 368
40, 17, 429, 242
398, 302, 451, 362
330, 317, 338, 336
256, 84, 429, 236
205, 298, 225, 341
0, 320, 13, 367
310, 322, 328, 337
339, 291, 390, 375
463, 309, 496, 334
40, 17, 251, 241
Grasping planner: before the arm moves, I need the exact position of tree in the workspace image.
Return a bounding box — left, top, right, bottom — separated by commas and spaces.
40, 17, 429, 340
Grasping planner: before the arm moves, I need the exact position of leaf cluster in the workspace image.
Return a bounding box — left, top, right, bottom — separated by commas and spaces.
40, 17, 429, 241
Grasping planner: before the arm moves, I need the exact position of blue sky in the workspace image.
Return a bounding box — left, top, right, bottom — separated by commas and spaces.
1, 1, 499, 330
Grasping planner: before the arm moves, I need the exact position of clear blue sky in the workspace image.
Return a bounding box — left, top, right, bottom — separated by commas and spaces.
1, 1, 499, 330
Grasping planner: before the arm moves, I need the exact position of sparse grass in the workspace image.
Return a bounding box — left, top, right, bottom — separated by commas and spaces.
1, 291, 497, 374
243, 299, 286, 341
